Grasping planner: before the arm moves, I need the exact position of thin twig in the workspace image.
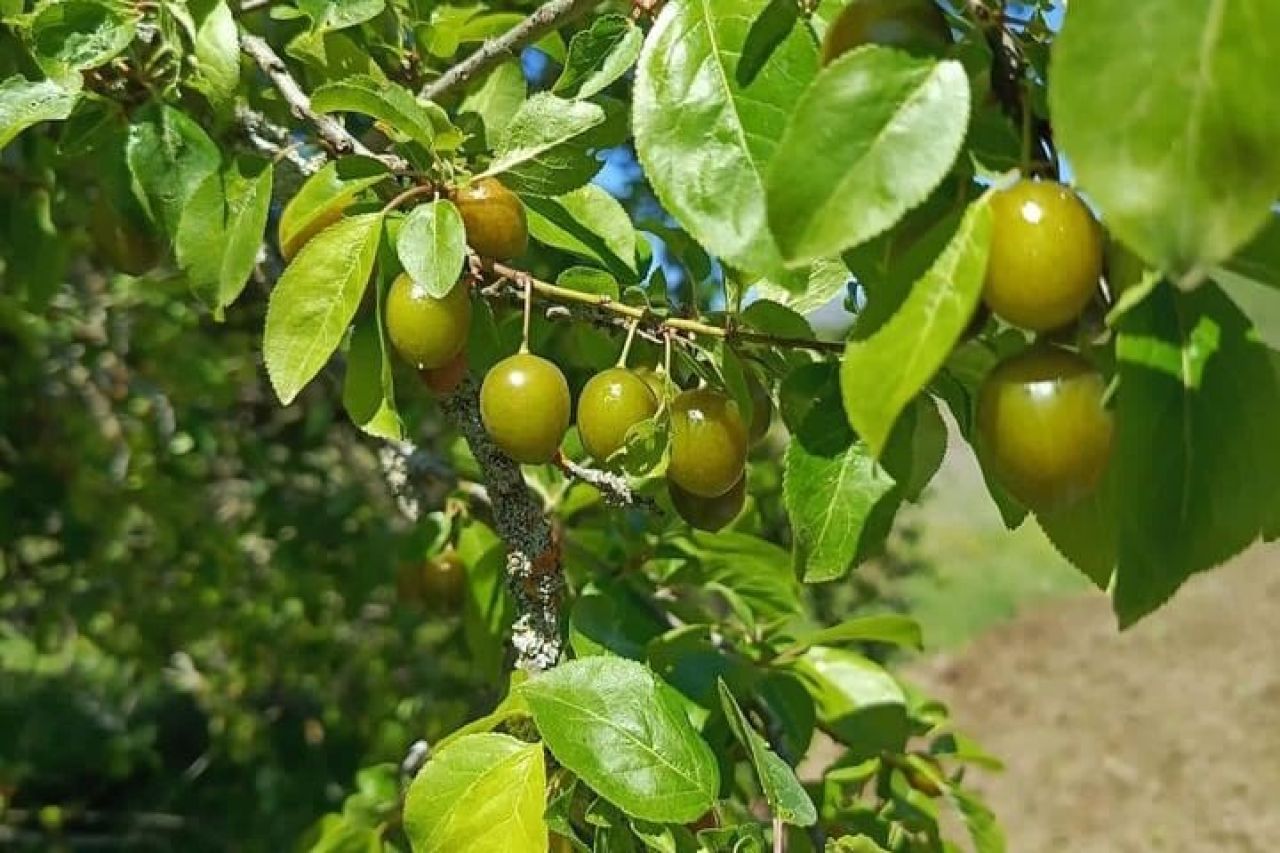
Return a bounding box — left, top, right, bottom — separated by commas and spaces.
555, 452, 657, 510
485, 261, 846, 355
236, 104, 324, 175
419, 0, 604, 101
239, 34, 410, 173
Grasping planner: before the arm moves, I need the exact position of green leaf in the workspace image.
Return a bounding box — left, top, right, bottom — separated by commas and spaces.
1221, 214, 1280, 289
264, 212, 383, 405
557, 266, 619, 300
787, 646, 908, 760
630, 820, 699, 853
784, 435, 896, 583
1215, 268, 1280, 351
458, 524, 514, 680
613, 411, 671, 478
716, 680, 817, 827
634, 0, 819, 277
484, 94, 605, 196
307, 813, 381, 853
126, 104, 221, 236
287, 29, 386, 83
1214, 215, 1280, 349
311, 75, 436, 148
646, 626, 754, 718
947, 787, 1006, 853
569, 586, 664, 661
1049, 0, 1280, 280
297, 0, 384, 32
520, 656, 719, 823
342, 312, 402, 441
554, 14, 643, 100
840, 195, 993, 456
459, 61, 526, 141
192, 0, 238, 109
0, 75, 80, 150
846, 183, 970, 338
1036, 465, 1118, 589
403, 733, 546, 853
278, 158, 389, 261
753, 257, 851, 311
741, 299, 816, 340
525, 184, 638, 281
456, 12, 567, 63
176, 156, 274, 312
782, 370, 936, 582
30, 0, 136, 74
826, 838, 889, 853
699, 824, 767, 852
781, 615, 924, 659
667, 531, 801, 619
1113, 283, 1280, 624
737, 0, 800, 88
892, 394, 947, 503
766, 48, 969, 265
396, 199, 467, 299
757, 673, 815, 760
716, 346, 755, 436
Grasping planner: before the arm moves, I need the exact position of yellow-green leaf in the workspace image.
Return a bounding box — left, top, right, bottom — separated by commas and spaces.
840, 195, 992, 456
403, 733, 546, 853
264, 212, 383, 404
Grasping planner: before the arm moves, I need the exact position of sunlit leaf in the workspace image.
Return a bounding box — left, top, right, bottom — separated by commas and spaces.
484, 94, 605, 196
1050, 0, 1280, 280
767, 48, 969, 265
312, 75, 437, 148
397, 199, 467, 298
0, 75, 80, 150
264, 212, 383, 404
841, 195, 992, 456
634, 0, 818, 277
403, 733, 546, 853
520, 656, 719, 823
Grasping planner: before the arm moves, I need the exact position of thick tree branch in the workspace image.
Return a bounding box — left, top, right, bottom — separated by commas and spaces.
440, 377, 563, 672
419, 0, 603, 102
239, 34, 411, 173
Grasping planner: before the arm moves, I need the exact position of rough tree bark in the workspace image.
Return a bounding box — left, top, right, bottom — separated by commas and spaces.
440, 377, 564, 672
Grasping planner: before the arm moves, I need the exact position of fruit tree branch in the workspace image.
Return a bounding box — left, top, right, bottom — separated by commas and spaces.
419, 0, 603, 101
239, 34, 410, 173
483, 261, 847, 355
440, 376, 564, 673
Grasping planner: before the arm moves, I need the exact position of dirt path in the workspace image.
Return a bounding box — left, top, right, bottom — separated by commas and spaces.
910, 544, 1280, 852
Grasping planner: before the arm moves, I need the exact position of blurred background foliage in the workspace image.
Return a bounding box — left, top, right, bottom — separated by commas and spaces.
0, 261, 503, 847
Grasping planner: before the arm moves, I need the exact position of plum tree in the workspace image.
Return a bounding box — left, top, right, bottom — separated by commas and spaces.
3, 0, 1276, 849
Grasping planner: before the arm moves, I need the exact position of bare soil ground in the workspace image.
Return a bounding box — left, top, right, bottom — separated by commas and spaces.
910, 544, 1280, 852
